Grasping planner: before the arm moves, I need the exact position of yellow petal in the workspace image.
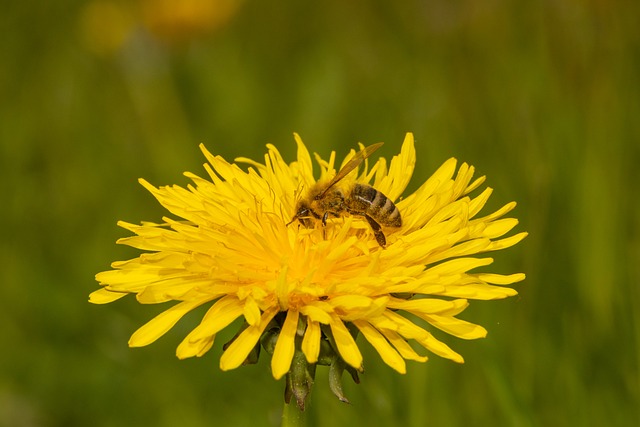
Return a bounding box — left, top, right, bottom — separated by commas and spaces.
413, 331, 464, 363
464, 175, 487, 195
474, 201, 517, 223
129, 299, 208, 347
452, 162, 475, 198
434, 283, 518, 300
136, 278, 213, 304
425, 239, 493, 264
482, 218, 519, 239
488, 232, 528, 251
386, 298, 460, 314
301, 318, 321, 363
300, 303, 333, 324
176, 330, 214, 359
189, 296, 244, 341
353, 320, 406, 374
375, 132, 416, 201
385, 310, 463, 363
271, 310, 299, 380
468, 187, 493, 217
88, 288, 127, 304
427, 257, 493, 276
477, 272, 526, 285
220, 306, 278, 371
379, 329, 428, 363
423, 314, 487, 340
293, 132, 315, 188
329, 315, 363, 370
328, 295, 374, 311
243, 297, 261, 326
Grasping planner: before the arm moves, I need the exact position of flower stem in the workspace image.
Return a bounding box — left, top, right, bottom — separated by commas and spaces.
281, 400, 305, 427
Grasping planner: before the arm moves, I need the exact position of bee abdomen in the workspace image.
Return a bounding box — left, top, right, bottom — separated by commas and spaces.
351, 184, 402, 227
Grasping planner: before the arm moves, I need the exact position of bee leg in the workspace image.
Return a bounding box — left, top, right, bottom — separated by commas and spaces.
364, 214, 386, 248
322, 211, 329, 240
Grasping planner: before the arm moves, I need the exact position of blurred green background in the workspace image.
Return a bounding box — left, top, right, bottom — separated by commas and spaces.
2, 1, 638, 426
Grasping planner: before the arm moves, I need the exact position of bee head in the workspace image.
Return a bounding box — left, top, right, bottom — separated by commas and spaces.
286, 201, 315, 228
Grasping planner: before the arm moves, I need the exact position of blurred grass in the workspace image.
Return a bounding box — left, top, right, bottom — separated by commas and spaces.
1, 0, 639, 426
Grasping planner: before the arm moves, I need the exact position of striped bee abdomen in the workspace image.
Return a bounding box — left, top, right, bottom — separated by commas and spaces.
350, 184, 402, 227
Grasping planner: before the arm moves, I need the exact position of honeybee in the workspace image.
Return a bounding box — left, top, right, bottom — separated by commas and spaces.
288, 142, 401, 248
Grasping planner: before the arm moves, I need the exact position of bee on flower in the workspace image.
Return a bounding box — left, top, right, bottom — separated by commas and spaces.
92, 133, 527, 409
288, 142, 401, 248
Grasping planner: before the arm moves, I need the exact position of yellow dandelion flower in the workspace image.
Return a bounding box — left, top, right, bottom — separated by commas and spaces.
92, 133, 527, 408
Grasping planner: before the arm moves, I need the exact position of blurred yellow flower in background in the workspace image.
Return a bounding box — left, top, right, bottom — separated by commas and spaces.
92, 133, 526, 408
140, 0, 244, 44
79, 0, 244, 55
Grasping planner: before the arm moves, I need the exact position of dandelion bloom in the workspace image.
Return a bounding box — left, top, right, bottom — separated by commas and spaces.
92, 133, 526, 405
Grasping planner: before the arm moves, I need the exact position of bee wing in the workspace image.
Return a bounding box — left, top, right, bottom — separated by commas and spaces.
318, 142, 383, 197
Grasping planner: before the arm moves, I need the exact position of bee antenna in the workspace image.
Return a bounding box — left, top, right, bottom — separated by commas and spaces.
285, 182, 306, 227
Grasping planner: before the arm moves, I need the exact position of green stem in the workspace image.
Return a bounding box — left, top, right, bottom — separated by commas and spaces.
281, 400, 305, 427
